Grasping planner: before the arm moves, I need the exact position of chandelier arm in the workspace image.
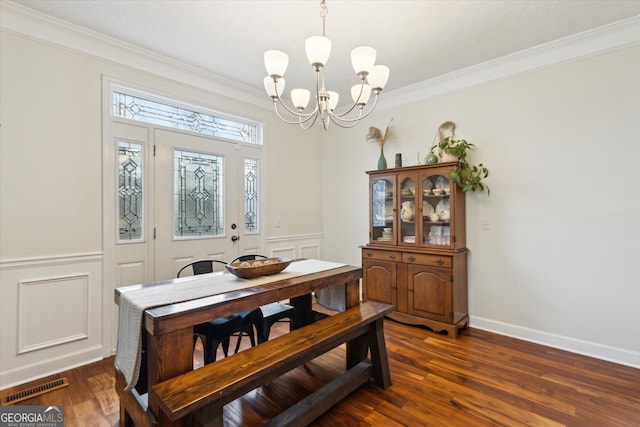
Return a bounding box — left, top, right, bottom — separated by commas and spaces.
276, 97, 319, 119
329, 93, 379, 124
299, 111, 321, 130
272, 102, 319, 125
328, 114, 363, 128
331, 79, 367, 118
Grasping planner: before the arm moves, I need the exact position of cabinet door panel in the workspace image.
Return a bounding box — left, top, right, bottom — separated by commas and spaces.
363, 260, 396, 307
407, 265, 452, 322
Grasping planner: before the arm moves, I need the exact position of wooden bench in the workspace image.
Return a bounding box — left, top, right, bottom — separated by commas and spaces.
149, 300, 394, 426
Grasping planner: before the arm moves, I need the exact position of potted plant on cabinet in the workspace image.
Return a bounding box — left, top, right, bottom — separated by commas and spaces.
430, 121, 490, 195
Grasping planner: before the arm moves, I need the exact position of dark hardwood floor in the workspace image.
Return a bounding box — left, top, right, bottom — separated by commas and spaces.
2, 317, 639, 426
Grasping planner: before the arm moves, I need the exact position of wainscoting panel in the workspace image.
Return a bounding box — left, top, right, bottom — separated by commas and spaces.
299, 244, 321, 260
116, 261, 146, 287
271, 247, 296, 259
266, 233, 324, 262
0, 254, 103, 389
18, 274, 89, 354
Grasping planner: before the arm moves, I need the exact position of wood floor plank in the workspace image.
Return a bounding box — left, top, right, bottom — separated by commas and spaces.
2, 316, 639, 427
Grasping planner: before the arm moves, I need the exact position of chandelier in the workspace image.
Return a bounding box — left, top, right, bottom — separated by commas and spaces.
263, 0, 390, 130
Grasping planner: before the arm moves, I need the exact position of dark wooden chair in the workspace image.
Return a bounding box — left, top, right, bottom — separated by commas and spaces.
177, 260, 245, 364
230, 255, 297, 347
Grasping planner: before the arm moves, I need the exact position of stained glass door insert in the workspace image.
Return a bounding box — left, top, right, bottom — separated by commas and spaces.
174, 150, 224, 238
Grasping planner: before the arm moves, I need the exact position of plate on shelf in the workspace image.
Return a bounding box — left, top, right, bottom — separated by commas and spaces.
422, 200, 434, 217
436, 199, 450, 215
435, 176, 450, 190
422, 179, 433, 190
400, 180, 415, 195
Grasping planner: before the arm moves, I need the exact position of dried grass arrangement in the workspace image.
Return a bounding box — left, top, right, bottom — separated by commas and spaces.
367, 118, 396, 169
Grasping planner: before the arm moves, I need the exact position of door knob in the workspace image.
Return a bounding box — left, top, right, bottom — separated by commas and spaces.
231, 235, 239, 242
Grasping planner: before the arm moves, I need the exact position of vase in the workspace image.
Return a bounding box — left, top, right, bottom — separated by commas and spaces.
425, 151, 438, 164
377, 147, 387, 170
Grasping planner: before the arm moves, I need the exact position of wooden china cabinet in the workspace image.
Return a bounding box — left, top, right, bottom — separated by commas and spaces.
362, 162, 469, 337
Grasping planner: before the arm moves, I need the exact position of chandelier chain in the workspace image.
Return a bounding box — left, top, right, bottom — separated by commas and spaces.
320, 0, 328, 37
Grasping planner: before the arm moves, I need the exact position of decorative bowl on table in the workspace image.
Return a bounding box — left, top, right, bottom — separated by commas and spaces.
225, 257, 293, 279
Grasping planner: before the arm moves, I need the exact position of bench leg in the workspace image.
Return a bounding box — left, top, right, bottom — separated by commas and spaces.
368, 318, 391, 388
346, 334, 368, 370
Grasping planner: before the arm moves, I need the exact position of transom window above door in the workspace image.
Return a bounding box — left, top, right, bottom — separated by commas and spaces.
111, 90, 262, 144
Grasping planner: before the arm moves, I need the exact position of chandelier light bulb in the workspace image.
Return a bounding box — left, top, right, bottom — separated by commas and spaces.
305, 36, 332, 67
368, 65, 390, 91
264, 50, 289, 78
351, 46, 376, 76
327, 91, 340, 111
263, 76, 285, 98
291, 88, 311, 109
351, 84, 371, 106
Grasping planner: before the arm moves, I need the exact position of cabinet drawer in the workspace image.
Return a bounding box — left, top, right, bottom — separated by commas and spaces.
402, 253, 451, 268
362, 249, 401, 262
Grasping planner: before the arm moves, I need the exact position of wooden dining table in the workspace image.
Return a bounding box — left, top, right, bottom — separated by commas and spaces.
114, 259, 363, 427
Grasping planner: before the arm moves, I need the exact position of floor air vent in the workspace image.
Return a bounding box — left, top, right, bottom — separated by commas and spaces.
2, 377, 69, 405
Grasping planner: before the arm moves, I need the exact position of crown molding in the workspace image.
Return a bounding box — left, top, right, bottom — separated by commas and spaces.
2, 2, 638, 111
380, 15, 640, 110
0, 1, 266, 108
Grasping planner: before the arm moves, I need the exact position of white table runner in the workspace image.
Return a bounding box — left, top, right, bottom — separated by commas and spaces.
115, 259, 345, 391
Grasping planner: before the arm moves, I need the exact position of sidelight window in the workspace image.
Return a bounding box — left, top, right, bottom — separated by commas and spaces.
118, 141, 144, 242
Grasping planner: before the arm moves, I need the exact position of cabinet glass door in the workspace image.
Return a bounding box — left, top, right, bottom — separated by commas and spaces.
371, 177, 395, 244
399, 177, 417, 245
421, 173, 452, 247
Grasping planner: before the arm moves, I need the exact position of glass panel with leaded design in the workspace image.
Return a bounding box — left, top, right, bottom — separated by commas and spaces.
174, 150, 224, 238
244, 159, 259, 233
118, 141, 144, 242
112, 91, 259, 144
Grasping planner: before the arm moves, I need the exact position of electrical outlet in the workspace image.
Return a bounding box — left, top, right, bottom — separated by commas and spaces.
481, 218, 491, 230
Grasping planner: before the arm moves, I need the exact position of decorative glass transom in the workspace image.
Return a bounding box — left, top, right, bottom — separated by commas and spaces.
175, 150, 224, 238
118, 141, 144, 242
244, 159, 259, 233
112, 91, 261, 144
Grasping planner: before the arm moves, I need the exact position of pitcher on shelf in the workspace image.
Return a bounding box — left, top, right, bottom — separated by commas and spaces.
401, 201, 414, 222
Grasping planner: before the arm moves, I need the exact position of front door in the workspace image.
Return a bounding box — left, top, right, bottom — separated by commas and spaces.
153, 129, 243, 280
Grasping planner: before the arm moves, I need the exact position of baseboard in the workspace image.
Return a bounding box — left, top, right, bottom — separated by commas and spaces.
470, 315, 640, 369
0, 346, 104, 390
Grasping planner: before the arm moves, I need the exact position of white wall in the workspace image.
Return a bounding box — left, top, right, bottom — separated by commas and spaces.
322, 45, 640, 367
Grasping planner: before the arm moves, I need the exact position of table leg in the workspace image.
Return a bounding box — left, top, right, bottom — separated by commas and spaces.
345, 278, 366, 369
147, 327, 193, 426
290, 294, 312, 328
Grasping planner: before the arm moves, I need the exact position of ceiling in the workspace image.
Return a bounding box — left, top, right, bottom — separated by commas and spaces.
14, 1, 640, 97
